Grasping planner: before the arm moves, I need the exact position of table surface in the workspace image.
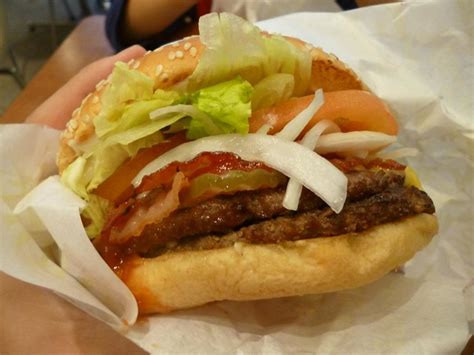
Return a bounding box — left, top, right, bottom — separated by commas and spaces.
1, 16, 115, 124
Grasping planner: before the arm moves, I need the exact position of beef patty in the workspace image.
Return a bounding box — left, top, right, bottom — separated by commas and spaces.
105, 169, 434, 258
144, 185, 434, 256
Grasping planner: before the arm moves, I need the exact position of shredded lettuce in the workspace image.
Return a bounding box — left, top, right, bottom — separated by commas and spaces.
63, 84, 185, 199
262, 35, 311, 96
61, 156, 90, 200
252, 73, 294, 110
60, 156, 112, 238
105, 125, 164, 153
82, 194, 111, 238
150, 77, 253, 139
189, 77, 253, 139
94, 62, 155, 137
87, 144, 130, 191
99, 90, 181, 137
184, 13, 311, 96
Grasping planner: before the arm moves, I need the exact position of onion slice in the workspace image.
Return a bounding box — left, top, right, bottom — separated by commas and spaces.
315, 131, 397, 155
283, 120, 340, 210
275, 89, 324, 141
132, 134, 348, 213
256, 123, 272, 135
375, 147, 419, 160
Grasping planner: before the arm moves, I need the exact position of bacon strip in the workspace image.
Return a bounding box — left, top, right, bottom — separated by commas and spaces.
109, 172, 189, 243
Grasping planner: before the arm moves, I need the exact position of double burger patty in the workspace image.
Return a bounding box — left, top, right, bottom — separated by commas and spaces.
162, 185, 434, 254
119, 169, 434, 257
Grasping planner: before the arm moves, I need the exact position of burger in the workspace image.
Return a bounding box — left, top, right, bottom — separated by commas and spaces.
58, 13, 438, 314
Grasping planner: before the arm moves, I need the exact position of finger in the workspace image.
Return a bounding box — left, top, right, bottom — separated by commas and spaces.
26, 45, 146, 129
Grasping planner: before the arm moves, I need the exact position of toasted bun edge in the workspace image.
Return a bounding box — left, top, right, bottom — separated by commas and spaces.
123, 213, 438, 314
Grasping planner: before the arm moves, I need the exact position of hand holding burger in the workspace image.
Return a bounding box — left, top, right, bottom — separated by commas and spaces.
57, 13, 437, 314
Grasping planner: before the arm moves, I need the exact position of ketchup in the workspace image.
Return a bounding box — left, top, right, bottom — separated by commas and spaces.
136, 152, 273, 194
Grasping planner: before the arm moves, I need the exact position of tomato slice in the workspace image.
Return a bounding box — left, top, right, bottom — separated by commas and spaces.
249, 90, 399, 136
94, 132, 187, 204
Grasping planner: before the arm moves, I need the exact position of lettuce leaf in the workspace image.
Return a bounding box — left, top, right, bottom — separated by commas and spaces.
262, 35, 311, 96
148, 78, 253, 140
184, 13, 311, 96
189, 77, 253, 139
87, 144, 130, 191
60, 156, 90, 200
101, 90, 181, 137
94, 62, 155, 137
61, 159, 112, 238
252, 73, 294, 110
82, 194, 111, 238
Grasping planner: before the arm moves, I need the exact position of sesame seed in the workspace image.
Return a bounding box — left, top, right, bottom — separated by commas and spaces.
155, 64, 163, 76
145, 50, 151, 55
190, 47, 197, 57
305, 43, 313, 50
72, 108, 80, 117
95, 79, 106, 90
161, 73, 169, 81
172, 42, 179, 47
132, 60, 140, 69
92, 96, 99, 104
70, 120, 78, 129
83, 114, 91, 123
184, 42, 191, 51
168, 51, 176, 60
127, 59, 134, 66
82, 94, 91, 105
153, 47, 162, 52
175, 50, 184, 59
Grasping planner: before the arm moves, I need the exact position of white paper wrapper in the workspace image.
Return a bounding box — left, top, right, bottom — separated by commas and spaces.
1, 0, 472, 353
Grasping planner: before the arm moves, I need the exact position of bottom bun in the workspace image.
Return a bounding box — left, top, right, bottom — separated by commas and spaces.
123, 213, 438, 314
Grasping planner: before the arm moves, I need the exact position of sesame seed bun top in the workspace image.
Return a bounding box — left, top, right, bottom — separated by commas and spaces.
57, 35, 365, 173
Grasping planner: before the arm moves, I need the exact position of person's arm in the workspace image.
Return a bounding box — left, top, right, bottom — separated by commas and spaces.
122, 0, 197, 43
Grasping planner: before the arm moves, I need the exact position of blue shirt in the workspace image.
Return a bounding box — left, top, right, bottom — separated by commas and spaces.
105, 0, 358, 52
105, 0, 198, 51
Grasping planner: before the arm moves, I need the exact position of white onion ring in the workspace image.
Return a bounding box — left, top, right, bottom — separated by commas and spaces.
132, 134, 347, 213
315, 131, 397, 155
275, 89, 324, 141
283, 120, 340, 210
